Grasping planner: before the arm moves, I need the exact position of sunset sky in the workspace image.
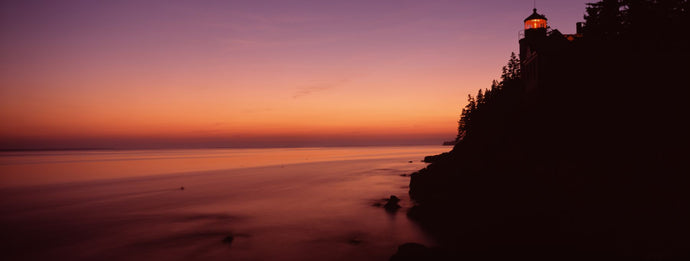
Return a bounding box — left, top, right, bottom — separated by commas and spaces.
1, 0, 589, 149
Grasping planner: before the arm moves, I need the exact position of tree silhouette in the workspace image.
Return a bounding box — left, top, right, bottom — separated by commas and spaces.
501, 52, 520, 81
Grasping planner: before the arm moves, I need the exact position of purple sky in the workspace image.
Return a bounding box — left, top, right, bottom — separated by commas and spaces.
0, 0, 591, 149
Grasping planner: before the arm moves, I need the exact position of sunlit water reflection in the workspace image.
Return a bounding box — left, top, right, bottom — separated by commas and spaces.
0, 146, 448, 260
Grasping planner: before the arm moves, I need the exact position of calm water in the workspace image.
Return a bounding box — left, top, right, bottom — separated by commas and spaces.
0, 146, 448, 260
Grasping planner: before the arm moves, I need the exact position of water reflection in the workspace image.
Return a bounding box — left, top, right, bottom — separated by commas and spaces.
0, 146, 444, 187
0, 146, 448, 260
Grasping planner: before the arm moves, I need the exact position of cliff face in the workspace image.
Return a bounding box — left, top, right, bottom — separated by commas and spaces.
405, 2, 690, 259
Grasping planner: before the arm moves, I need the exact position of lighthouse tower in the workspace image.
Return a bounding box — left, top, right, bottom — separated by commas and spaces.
519, 8, 549, 93
520, 8, 549, 62
524, 8, 548, 38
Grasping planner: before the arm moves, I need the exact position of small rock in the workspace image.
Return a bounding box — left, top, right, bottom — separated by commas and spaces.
348, 238, 363, 245
408, 160, 413, 163
384, 195, 401, 211
222, 235, 234, 244
180, 186, 185, 190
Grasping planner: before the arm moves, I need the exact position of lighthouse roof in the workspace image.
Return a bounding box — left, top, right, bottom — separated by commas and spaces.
524, 8, 547, 22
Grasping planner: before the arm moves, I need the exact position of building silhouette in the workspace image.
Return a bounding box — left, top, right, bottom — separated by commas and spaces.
519, 9, 583, 94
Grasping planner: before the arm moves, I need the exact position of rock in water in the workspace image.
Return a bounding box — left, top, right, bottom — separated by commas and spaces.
384, 195, 401, 211
222, 235, 234, 245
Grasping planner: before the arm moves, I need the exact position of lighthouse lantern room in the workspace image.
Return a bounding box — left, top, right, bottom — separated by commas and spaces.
524, 8, 547, 30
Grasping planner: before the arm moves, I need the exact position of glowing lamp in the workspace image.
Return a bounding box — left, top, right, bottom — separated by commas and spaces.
524, 8, 547, 30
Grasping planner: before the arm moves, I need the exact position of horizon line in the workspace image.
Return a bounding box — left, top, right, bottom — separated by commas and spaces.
0, 142, 452, 152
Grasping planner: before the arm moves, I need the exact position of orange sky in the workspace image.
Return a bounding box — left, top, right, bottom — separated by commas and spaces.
0, 0, 588, 149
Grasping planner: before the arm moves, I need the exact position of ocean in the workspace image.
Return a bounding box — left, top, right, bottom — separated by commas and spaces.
0, 146, 448, 260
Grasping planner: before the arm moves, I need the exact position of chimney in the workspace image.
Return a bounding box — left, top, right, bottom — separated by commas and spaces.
576, 22, 583, 34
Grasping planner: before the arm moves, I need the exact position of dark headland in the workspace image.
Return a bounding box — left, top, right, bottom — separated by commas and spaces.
393, 1, 690, 260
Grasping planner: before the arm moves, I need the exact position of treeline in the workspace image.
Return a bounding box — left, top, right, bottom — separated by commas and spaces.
584, 0, 689, 47
456, 53, 520, 143
401, 1, 690, 260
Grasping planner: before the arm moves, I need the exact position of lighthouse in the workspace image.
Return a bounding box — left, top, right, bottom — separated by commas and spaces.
519, 8, 549, 63
524, 8, 548, 38
519, 8, 550, 93
519, 8, 583, 95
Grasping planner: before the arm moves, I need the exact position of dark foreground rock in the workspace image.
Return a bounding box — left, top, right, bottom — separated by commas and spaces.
389, 243, 451, 261
422, 152, 450, 163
